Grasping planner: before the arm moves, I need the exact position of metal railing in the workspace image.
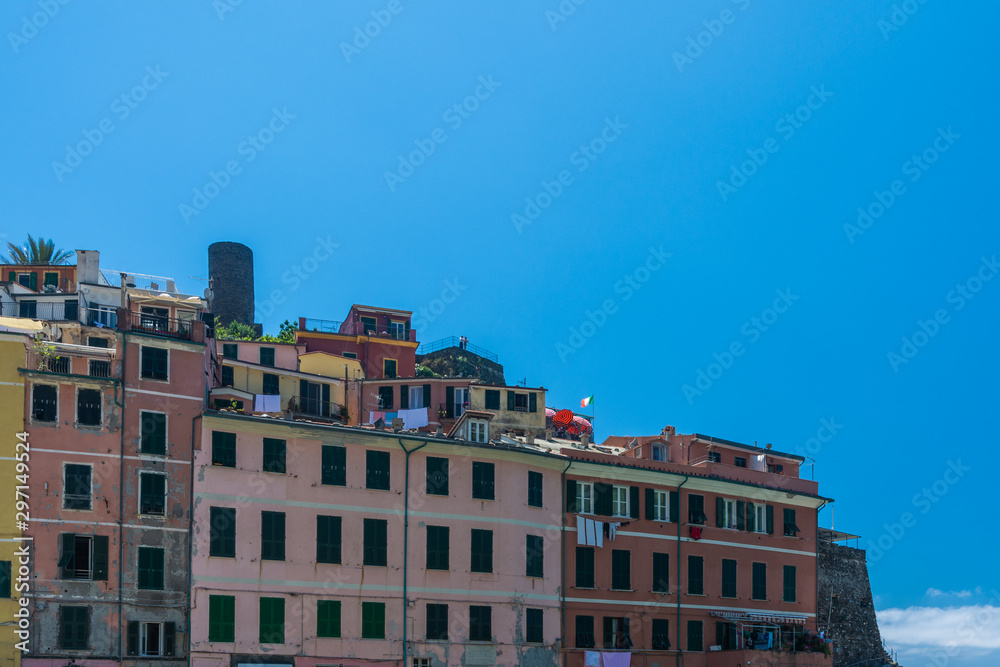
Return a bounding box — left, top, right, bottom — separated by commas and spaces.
84, 306, 118, 329
125, 311, 194, 340
99, 269, 177, 293
301, 318, 343, 333
1, 300, 79, 320
289, 396, 342, 419
24, 345, 116, 378
417, 336, 498, 362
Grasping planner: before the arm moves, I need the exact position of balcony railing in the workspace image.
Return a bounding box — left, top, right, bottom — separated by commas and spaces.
24, 343, 117, 378
123, 310, 196, 340
289, 396, 342, 420
417, 336, 498, 362
84, 306, 118, 329
1, 300, 79, 321
300, 317, 343, 333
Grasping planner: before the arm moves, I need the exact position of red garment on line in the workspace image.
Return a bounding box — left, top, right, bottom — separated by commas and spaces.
690, 526, 702, 540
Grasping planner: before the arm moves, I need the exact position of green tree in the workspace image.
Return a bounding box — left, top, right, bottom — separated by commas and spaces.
4, 235, 73, 265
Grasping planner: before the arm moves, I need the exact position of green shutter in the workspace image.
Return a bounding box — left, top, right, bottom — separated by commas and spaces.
164, 622, 176, 656
322, 445, 346, 486
566, 479, 577, 512
60, 533, 76, 578
747, 503, 756, 533
400, 385, 409, 410
529, 392, 537, 412
7, 272, 13, 283
783, 565, 797, 602
645, 488, 654, 520
29, 272, 37, 290
318, 600, 342, 638
209, 595, 235, 642
736, 500, 745, 531
423, 384, 431, 407
629, 486, 640, 519
507, 391, 515, 410
446, 386, 454, 417
716, 497, 725, 527
595, 483, 612, 516
127, 621, 139, 655
317, 515, 342, 564
669, 491, 679, 523
766, 505, 774, 534
93, 535, 108, 580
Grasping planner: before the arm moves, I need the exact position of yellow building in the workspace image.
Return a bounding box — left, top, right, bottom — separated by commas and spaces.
214, 356, 351, 422
468, 383, 547, 439
0, 321, 37, 667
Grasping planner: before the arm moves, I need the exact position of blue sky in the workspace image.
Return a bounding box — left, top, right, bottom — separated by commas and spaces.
3, 1, 997, 662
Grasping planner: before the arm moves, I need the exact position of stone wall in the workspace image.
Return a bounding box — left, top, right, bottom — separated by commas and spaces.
208, 241, 254, 326
817, 540, 896, 666
416, 347, 506, 385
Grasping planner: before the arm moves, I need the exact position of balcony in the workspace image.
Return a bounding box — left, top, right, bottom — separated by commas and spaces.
300, 317, 343, 333
289, 395, 343, 420
121, 310, 203, 342
24, 342, 117, 378
417, 336, 498, 362
1, 299, 79, 321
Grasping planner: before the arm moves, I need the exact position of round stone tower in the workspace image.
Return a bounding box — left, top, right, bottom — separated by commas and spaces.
208, 242, 254, 326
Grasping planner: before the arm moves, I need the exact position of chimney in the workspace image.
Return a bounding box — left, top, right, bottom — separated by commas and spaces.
581, 433, 590, 446
526, 433, 535, 445
75, 250, 100, 285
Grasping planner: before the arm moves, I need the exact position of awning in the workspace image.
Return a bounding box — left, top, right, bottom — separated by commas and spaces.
710, 611, 808, 625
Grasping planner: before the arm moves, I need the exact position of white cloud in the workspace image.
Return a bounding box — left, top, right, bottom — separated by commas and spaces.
878, 605, 1000, 650
925, 587, 983, 599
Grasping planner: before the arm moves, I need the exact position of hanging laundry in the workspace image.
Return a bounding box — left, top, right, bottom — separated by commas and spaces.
750, 453, 767, 471
584, 651, 601, 667
577, 516, 587, 545
397, 408, 428, 429
690, 526, 702, 540
595, 520, 603, 548
601, 652, 631, 667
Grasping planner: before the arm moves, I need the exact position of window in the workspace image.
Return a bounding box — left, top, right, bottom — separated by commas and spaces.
652, 552, 669, 593
426, 603, 449, 640
0, 561, 11, 598
89, 358, 110, 377
259, 597, 284, 643
76, 388, 101, 426
366, 450, 390, 490
221, 365, 234, 387
783, 565, 797, 602
44, 271, 59, 287
576, 481, 594, 514
652, 618, 670, 650
784, 508, 800, 536
652, 443, 667, 461
90, 305, 117, 328
377, 386, 394, 410
139, 412, 166, 455
262, 372, 279, 395
389, 320, 407, 340
468, 419, 488, 443
722, 559, 737, 598
426, 456, 449, 496
208, 595, 235, 642
32, 384, 57, 421
768, 463, 785, 474
317, 515, 342, 564
751, 503, 767, 533
383, 358, 397, 378
317, 600, 341, 638
209, 507, 236, 557
212, 431, 236, 467
59, 534, 108, 580
688, 555, 704, 595
576, 615, 595, 648
19, 300, 37, 318
734, 456, 747, 468
687, 620, 703, 652
128, 620, 174, 657
262, 438, 286, 474
472, 461, 495, 500
611, 550, 631, 590
139, 473, 166, 515
752, 562, 767, 600
426, 525, 449, 570
612, 485, 630, 517
364, 518, 388, 566
526, 534, 544, 578
470, 528, 493, 573
261, 511, 286, 561
361, 316, 377, 334
512, 392, 529, 411
137, 547, 164, 590
688, 493, 706, 524
576, 547, 595, 588
63, 464, 92, 510
469, 606, 492, 641
342, 351, 357, 359
321, 445, 346, 486
222, 343, 237, 358
718, 498, 738, 529
60, 606, 89, 649
141, 347, 168, 380
484, 389, 500, 410
259, 347, 275, 366
528, 471, 543, 507
651, 489, 668, 521
708, 451, 721, 463
362, 601, 385, 639
526, 608, 543, 643
406, 385, 425, 409
17, 272, 32, 288
603, 616, 631, 649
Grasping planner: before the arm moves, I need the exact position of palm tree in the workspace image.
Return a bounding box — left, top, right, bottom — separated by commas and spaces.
3, 235, 73, 265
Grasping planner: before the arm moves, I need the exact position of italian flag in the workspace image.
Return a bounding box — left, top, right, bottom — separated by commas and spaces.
580, 396, 593, 408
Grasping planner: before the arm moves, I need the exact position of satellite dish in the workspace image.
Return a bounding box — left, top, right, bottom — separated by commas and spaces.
47, 325, 62, 341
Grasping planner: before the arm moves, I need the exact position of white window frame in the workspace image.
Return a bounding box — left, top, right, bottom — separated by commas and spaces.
92, 304, 117, 328
612, 485, 630, 518
576, 482, 594, 515
75, 385, 103, 428
454, 388, 467, 418
140, 621, 164, 657
138, 471, 168, 517
138, 409, 168, 457
468, 419, 488, 444
140, 345, 170, 383
62, 462, 93, 511
31, 382, 58, 423
652, 443, 667, 461
67, 534, 95, 580
409, 386, 424, 409
721, 498, 738, 529
753, 503, 767, 534
653, 489, 669, 522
